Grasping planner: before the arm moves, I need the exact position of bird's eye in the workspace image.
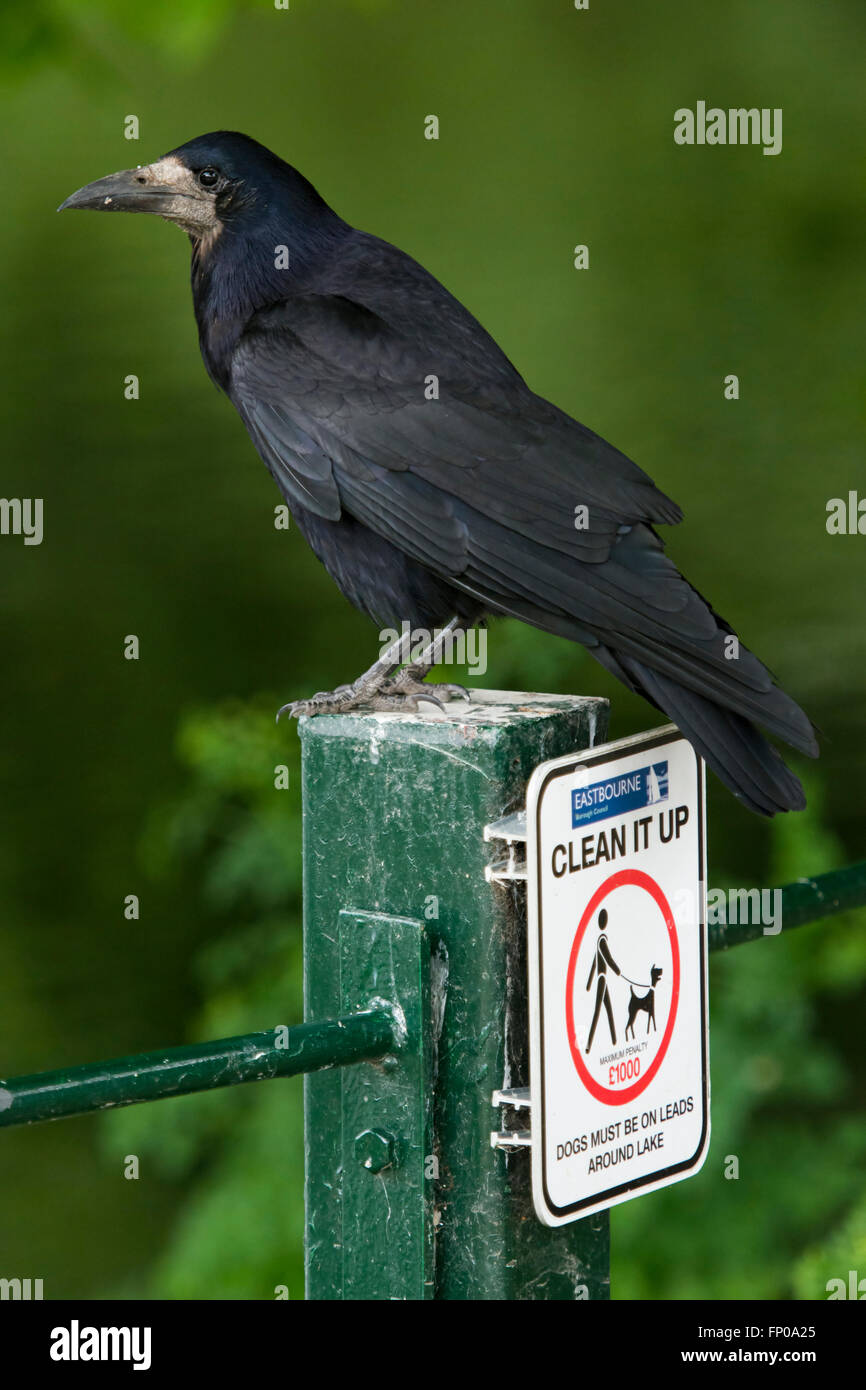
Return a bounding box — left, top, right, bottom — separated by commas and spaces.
197, 168, 220, 189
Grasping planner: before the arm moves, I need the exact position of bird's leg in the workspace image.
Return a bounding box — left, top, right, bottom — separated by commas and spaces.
379, 617, 471, 703
277, 623, 469, 720
277, 627, 411, 720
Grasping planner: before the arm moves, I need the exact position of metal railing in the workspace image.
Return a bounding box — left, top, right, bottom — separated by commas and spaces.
0, 1010, 396, 1128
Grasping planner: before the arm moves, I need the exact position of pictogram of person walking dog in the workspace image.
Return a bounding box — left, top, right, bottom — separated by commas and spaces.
584, 907, 664, 1053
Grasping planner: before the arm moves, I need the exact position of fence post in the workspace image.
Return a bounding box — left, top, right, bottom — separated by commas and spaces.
300, 689, 610, 1299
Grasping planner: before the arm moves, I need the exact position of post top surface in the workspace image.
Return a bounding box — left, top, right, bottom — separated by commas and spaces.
298, 689, 608, 745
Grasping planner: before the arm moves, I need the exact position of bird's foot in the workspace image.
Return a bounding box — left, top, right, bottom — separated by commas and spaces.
380, 673, 471, 704
277, 630, 473, 722
276, 680, 466, 721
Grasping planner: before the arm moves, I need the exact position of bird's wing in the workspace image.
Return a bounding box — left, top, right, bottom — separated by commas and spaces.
229, 291, 733, 656
228, 291, 736, 660
230, 290, 682, 565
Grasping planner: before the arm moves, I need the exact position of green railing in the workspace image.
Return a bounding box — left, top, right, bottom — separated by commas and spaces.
2, 695, 863, 1299
0, 1010, 396, 1127
709, 860, 866, 949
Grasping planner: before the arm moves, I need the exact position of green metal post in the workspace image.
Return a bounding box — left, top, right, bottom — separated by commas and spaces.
301, 690, 610, 1300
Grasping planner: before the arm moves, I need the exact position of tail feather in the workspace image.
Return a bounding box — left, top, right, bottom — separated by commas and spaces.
626, 660, 808, 815
601, 624, 819, 759
460, 560, 817, 815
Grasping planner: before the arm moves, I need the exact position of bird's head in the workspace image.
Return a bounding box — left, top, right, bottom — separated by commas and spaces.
58, 131, 332, 246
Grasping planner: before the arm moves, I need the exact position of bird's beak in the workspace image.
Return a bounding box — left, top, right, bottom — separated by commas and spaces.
58, 168, 181, 216
58, 157, 214, 236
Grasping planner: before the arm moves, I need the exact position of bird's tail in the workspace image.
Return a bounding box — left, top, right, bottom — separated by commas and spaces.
464, 521, 818, 815
622, 658, 811, 815
482, 591, 817, 815
566, 529, 820, 816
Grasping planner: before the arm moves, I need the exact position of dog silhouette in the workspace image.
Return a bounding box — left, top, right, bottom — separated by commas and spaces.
624, 966, 663, 1039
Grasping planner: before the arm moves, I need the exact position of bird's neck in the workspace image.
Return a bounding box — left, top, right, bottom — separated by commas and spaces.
190, 211, 349, 388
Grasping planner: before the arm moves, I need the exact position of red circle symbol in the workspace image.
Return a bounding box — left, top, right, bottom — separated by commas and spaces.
565, 868, 680, 1105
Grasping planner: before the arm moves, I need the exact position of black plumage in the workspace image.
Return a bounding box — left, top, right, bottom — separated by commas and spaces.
60, 131, 818, 814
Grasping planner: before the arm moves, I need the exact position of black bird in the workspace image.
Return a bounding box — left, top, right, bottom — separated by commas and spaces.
60, 131, 818, 814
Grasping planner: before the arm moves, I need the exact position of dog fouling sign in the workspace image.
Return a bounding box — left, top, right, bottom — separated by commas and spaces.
526, 725, 709, 1226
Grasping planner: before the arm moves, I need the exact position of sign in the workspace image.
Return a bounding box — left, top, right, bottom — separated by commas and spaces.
526, 725, 709, 1226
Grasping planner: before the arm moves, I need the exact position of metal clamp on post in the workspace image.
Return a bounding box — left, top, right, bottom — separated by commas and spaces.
484, 815, 533, 1150
483, 811, 527, 883
490, 1086, 532, 1152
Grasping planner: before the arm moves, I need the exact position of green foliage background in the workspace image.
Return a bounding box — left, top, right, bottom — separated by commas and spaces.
0, 0, 864, 1299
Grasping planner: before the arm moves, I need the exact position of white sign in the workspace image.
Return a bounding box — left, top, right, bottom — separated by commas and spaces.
526, 725, 709, 1226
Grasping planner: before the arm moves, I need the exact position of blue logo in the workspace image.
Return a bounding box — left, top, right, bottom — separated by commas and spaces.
571, 761, 669, 827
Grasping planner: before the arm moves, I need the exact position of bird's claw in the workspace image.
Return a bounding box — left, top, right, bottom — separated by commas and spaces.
366, 691, 446, 713
276, 690, 350, 721
276, 680, 468, 722
381, 675, 471, 703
